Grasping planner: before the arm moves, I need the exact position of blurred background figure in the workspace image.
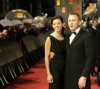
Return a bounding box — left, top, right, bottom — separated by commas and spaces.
89, 18, 99, 76
0, 29, 7, 38
95, 19, 100, 86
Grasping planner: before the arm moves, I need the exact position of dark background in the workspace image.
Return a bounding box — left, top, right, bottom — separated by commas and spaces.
0, 0, 99, 19
0, 0, 55, 19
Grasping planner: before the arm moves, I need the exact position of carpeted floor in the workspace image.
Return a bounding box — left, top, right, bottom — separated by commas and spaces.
5, 58, 100, 89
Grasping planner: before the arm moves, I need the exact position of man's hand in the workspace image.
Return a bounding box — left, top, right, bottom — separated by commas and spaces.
78, 76, 87, 89
49, 52, 55, 60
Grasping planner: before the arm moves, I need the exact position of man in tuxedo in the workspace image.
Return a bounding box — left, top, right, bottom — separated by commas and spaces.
89, 19, 99, 76
65, 13, 94, 89
95, 23, 100, 86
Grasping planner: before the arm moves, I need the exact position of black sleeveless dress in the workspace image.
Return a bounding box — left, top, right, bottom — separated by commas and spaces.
49, 35, 66, 89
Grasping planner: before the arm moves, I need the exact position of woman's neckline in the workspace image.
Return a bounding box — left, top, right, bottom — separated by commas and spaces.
50, 35, 64, 41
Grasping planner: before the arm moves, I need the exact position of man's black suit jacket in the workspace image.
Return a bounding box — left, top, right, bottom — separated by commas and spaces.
65, 29, 94, 89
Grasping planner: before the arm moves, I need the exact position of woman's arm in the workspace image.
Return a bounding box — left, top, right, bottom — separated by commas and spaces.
45, 37, 51, 75
45, 37, 53, 83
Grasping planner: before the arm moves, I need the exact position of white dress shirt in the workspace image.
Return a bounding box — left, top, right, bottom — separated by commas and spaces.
92, 26, 96, 30
69, 27, 80, 44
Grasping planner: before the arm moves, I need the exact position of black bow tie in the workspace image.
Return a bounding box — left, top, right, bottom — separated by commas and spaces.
71, 32, 76, 35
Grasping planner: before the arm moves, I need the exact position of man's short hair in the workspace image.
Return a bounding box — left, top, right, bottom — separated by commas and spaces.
92, 18, 98, 23
68, 13, 81, 20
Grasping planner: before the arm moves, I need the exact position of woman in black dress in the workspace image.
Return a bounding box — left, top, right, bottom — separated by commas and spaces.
45, 16, 66, 89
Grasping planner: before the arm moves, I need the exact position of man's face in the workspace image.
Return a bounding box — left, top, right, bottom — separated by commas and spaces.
92, 20, 98, 27
68, 15, 81, 31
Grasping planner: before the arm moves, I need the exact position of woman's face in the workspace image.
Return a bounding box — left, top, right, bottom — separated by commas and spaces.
52, 19, 63, 32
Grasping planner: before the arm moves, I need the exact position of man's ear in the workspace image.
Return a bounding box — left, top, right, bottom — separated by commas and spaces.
79, 20, 82, 26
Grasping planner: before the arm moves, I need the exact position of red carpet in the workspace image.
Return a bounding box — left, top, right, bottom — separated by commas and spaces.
5, 58, 48, 89
6, 58, 100, 89
91, 76, 100, 89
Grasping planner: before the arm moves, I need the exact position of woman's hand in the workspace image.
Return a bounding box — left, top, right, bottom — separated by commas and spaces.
47, 73, 53, 83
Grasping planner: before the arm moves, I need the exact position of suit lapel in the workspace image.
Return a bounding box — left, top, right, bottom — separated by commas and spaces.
71, 29, 83, 45
66, 34, 71, 49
